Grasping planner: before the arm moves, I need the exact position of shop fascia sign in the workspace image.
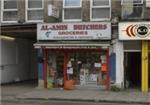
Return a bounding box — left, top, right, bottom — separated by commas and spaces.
119, 22, 150, 40
37, 22, 111, 40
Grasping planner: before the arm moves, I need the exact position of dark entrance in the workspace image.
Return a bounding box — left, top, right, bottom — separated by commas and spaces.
124, 52, 141, 89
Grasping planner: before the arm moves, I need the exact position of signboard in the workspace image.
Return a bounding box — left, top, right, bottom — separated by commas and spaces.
37, 22, 111, 40
94, 63, 101, 68
119, 22, 150, 40
67, 68, 73, 74
48, 5, 59, 18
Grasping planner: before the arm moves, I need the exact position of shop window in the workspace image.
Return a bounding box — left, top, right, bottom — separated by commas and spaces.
46, 50, 108, 88
26, 0, 44, 22
121, 0, 143, 4
62, 0, 82, 22
1, 0, 18, 23
90, 0, 111, 21
121, 0, 144, 20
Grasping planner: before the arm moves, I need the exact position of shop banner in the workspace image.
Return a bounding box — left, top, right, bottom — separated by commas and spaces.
37, 22, 111, 40
119, 22, 150, 40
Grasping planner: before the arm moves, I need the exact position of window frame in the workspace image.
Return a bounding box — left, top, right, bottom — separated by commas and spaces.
121, 0, 144, 19
25, 0, 44, 23
146, 0, 150, 7
1, 0, 18, 23
121, 0, 143, 5
62, 0, 82, 22
90, 0, 111, 21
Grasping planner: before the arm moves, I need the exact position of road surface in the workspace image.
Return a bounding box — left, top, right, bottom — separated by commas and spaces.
1, 100, 145, 105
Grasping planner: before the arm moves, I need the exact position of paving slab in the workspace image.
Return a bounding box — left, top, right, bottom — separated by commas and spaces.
1, 81, 150, 104
16, 88, 150, 104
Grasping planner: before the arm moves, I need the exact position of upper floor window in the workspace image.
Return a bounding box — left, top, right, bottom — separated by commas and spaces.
1, 0, 18, 23
26, 0, 44, 22
121, 0, 144, 20
121, 0, 143, 5
90, 0, 111, 21
146, 0, 150, 7
63, 0, 82, 22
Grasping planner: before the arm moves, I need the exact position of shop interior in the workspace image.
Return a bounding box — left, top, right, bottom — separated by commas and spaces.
46, 49, 108, 89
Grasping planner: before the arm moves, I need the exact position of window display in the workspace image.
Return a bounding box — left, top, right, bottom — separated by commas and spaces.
46, 50, 108, 89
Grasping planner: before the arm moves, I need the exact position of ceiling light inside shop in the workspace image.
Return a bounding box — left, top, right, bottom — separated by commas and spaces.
0, 35, 16, 41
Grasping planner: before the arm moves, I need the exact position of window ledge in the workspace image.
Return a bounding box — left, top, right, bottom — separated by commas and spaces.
62, 19, 82, 22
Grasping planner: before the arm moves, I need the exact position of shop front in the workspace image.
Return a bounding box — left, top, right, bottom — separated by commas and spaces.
35, 22, 111, 90
119, 22, 150, 92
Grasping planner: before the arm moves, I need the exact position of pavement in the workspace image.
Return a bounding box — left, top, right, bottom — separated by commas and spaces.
16, 88, 150, 104
1, 81, 150, 104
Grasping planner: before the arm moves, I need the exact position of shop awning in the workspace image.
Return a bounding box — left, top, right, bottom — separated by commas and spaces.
34, 41, 110, 49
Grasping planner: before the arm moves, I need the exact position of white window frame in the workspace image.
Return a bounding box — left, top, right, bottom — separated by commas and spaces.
1, 0, 18, 23
62, 0, 82, 22
25, 0, 44, 23
146, 0, 150, 7
90, 0, 111, 21
121, 0, 144, 19
121, 0, 143, 5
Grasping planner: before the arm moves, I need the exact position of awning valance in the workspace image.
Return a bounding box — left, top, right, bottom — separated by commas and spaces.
34, 41, 110, 49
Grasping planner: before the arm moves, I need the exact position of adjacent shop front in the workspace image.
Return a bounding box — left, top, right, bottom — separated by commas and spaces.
119, 22, 150, 92
35, 22, 111, 90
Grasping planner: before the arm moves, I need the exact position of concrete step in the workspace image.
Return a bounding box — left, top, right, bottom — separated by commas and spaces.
75, 85, 105, 90
86, 81, 97, 85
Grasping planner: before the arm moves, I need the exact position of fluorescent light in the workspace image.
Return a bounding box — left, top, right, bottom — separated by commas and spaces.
101, 46, 108, 49
0, 35, 16, 41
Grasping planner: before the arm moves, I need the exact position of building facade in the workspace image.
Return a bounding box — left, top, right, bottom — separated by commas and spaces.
35, 0, 112, 90
0, 0, 150, 92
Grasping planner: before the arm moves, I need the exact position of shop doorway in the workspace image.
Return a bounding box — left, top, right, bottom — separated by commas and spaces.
46, 51, 64, 88
124, 52, 141, 89
68, 51, 102, 86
